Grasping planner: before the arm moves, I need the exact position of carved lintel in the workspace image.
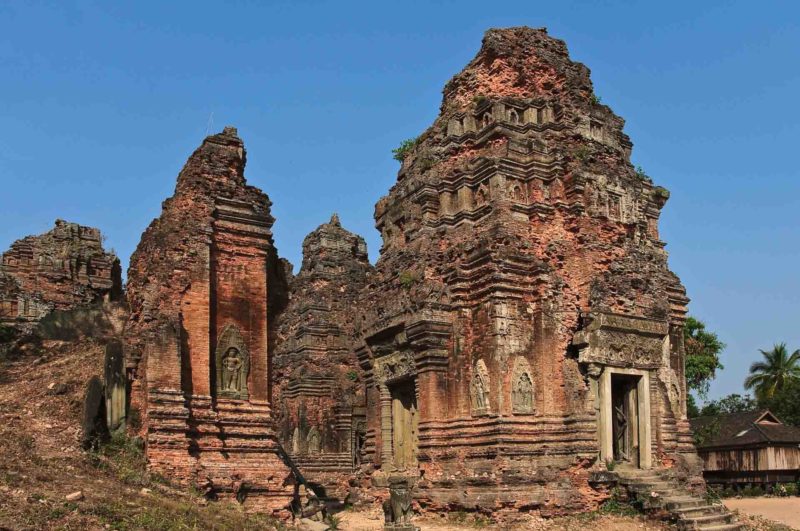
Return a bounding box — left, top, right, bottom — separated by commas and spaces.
574, 311, 668, 370
375, 351, 416, 385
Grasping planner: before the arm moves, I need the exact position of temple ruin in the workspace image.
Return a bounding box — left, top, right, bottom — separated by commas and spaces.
272, 214, 371, 500
0, 219, 121, 328
122, 26, 702, 518
125, 127, 296, 514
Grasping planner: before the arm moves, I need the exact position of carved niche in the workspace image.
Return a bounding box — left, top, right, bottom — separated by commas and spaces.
471, 359, 491, 416
307, 427, 321, 454
511, 356, 534, 414
214, 325, 250, 400
291, 426, 301, 454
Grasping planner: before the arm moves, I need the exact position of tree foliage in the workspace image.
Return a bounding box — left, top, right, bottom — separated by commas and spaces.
0, 324, 20, 343
760, 378, 800, 427
744, 343, 800, 401
684, 316, 725, 398
698, 393, 756, 417
686, 393, 699, 418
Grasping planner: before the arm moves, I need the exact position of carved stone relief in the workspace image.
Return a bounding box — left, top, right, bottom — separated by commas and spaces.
471, 359, 491, 416
573, 313, 669, 370
511, 356, 534, 414
291, 426, 300, 454
375, 351, 415, 385
214, 325, 250, 399
307, 427, 321, 454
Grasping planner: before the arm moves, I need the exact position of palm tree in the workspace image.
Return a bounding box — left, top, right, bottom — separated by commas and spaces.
744, 343, 800, 400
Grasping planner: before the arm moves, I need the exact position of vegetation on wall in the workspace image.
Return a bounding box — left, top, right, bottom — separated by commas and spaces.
392, 137, 419, 162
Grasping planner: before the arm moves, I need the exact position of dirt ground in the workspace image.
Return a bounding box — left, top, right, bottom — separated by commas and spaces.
336, 505, 670, 531
0, 340, 284, 530
4, 338, 788, 531
725, 498, 800, 530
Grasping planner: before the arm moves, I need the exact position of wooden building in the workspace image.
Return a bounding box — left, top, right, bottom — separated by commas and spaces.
691, 410, 800, 486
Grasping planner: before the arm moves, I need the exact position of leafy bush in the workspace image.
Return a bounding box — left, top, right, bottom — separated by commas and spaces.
740, 485, 764, 497
472, 94, 489, 106
600, 488, 638, 516
90, 431, 149, 487
398, 270, 420, 289
635, 166, 651, 180
326, 514, 342, 530
573, 145, 591, 162
392, 138, 418, 162
0, 324, 17, 343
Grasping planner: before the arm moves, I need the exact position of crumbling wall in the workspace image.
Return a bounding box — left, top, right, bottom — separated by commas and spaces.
125, 127, 296, 516
273, 214, 372, 499
348, 26, 699, 515
0, 219, 121, 329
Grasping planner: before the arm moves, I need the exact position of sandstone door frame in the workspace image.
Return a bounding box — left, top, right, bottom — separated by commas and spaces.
598, 367, 652, 469
388, 378, 419, 470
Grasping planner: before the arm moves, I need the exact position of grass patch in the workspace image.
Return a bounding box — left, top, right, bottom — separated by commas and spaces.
89, 431, 163, 488
446, 510, 492, 528
398, 270, 421, 290
599, 488, 639, 517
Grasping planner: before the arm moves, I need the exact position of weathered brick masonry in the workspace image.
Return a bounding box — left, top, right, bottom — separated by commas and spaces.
0, 220, 121, 327
330, 26, 699, 514
125, 127, 295, 515
122, 26, 702, 518
272, 214, 372, 500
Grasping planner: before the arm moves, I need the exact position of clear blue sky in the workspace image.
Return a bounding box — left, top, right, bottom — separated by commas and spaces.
1, 1, 798, 401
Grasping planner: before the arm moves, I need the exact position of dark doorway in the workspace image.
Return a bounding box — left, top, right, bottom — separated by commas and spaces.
389, 379, 418, 470
611, 374, 640, 466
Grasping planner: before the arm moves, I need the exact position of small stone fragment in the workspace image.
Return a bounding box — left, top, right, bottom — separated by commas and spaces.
65, 491, 83, 502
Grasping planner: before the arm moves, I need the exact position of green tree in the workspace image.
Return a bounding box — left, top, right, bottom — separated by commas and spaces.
760, 378, 800, 426
684, 317, 725, 399
744, 343, 800, 401
699, 393, 756, 417
686, 394, 700, 418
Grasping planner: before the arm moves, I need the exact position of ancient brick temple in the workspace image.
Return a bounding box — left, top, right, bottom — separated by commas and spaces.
272, 214, 371, 499
302, 26, 698, 513
124, 27, 701, 518
0, 220, 121, 327
125, 127, 296, 514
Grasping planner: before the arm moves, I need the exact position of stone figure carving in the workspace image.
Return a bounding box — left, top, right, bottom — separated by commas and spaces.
307, 427, 321, 454
353, 421, 367, 467
474, 185, 488, 206
221, 347, 243, 391
511, 357, 534, 414
383, 477, 418, 531
512, 371, 534, 413
214, 325, 250, 399
292, 426, 301, 454
471, 360, 490, 415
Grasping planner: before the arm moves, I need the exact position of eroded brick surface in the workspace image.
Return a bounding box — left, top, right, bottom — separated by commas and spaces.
122, 27, 703, 519
125, 127, 295, 516
335, 27, 703, 515
0, 220, 121, 328
272, 214, 372, 499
